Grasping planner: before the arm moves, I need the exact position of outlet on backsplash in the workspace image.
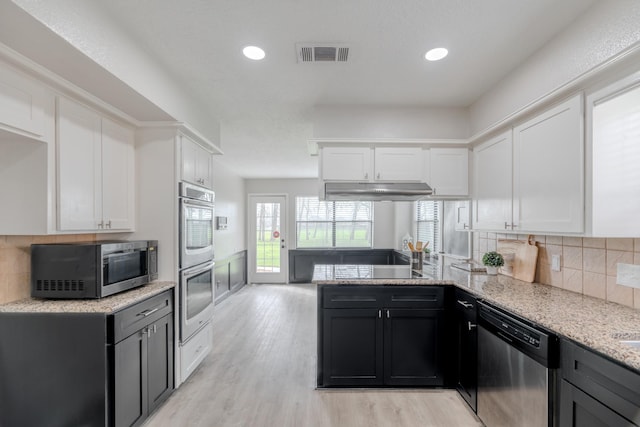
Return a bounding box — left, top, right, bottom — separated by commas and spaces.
551, 255, 561, 272
617, 263, 640, 289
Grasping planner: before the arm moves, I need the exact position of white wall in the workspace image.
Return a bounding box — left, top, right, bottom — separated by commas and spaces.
244, 178, 402, 250
469, 0, 640, 137
313, 105, 469, 140
212, 158, 246, 260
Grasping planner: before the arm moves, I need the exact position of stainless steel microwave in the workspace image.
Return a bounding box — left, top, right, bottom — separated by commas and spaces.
31, 240, 158, 299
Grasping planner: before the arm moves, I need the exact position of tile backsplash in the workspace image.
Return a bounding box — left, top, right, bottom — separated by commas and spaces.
0, 234, 96, 304
473, 233, 640, 309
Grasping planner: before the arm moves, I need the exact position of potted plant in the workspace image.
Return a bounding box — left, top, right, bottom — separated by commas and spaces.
482, 251, 504, 275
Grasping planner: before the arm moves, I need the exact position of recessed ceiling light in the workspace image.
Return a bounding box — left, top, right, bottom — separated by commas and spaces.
425, 47, 448, 61
243, 46, 265, 60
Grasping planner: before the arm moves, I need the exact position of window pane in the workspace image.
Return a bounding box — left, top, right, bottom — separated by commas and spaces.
335, 222, 372, 247
296, 222, 333, 247
296, 197, 333, 221
416, 201, 440, 253
295, 197, 373, 248
255, 202, 281, 273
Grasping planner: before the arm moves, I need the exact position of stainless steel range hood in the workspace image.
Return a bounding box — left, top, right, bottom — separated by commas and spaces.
323, 182, 433, 201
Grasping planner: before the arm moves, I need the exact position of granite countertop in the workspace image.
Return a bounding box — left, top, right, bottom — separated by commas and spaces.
0, 281, 175, 314
313, 264, 640, 373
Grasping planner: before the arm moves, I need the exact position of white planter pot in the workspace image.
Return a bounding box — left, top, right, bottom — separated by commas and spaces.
485, 266, 499, 275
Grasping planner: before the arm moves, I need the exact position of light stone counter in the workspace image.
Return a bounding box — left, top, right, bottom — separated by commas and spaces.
313, 264, 640, 373
0, 281, 175, 314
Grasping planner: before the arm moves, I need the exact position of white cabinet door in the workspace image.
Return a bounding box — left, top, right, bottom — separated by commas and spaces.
473, 131, 513, 230
374, 147, 424, 181
0, 62, 45, 138
321, 146, 372, 181
102, 118, 135, 230
513, 94, 583, 233
429, 148, 469, 196
57, 97, 102, 231
181, 134, 213, 188
196, 146, 213, 189
591, 80, 640, 236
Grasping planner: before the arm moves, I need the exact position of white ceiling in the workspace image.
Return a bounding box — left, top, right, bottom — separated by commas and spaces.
13, 0, 598, 178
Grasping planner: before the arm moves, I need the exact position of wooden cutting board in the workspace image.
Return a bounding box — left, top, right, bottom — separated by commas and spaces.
497, 236, 539, 282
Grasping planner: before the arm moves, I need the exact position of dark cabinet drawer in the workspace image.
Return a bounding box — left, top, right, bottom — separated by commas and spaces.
111, 290, 174, 343
385, 286, 444, 308
561, 338, 640, 425
322, 286, 382, 308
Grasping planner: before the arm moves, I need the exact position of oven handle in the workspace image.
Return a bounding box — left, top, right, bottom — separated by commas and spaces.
183, 261, 215, 277
181, 198, 214, 208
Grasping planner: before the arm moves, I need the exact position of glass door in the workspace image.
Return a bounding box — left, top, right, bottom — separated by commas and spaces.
249, 195, 287, 283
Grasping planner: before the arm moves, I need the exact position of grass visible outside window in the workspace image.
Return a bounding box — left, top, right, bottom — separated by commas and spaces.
296, 197, 373, 248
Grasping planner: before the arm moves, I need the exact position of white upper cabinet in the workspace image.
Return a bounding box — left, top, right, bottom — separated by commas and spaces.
181, 134, 213, 188
512, 94, 584, 233
373, 147, 425, 181
321, 146, 372, 181
0, 61, 45, 138
472, 131, 513, 230
588, 74, 640, 236
101, 117, 135, 230
429, 148, 469, 196
57, 97, 135, 232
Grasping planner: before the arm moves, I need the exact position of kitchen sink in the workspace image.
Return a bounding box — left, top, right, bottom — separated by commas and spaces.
620, 340, 640, 349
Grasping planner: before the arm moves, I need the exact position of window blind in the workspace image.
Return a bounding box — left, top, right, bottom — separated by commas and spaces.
416, 200, 440, 253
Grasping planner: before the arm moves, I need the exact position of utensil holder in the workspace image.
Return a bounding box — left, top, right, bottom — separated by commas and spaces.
411, 251, 423, 271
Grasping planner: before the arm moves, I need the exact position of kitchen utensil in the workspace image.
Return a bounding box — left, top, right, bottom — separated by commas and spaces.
416, 241, 423, 251
497, 236, 538, 282
408, 242, 415, 252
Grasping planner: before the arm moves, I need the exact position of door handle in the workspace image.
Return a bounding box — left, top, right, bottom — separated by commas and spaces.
468, 321, 477, 331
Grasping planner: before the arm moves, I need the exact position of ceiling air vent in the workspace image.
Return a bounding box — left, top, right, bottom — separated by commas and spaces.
296, 43, 350, 63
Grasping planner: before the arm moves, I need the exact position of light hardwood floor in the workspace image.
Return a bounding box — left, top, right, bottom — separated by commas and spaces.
145, 284, 483, 427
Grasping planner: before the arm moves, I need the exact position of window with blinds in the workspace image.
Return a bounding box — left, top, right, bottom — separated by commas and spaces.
296, 197, 373, 248
416, 200, 440, 253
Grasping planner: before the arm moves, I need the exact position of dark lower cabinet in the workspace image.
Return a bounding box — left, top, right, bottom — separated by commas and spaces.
0, 289, 174, 427
322, 308, 384, 386
384, 308, 444, 386
560, 379, 632, 427
115, 312, 174, 427
318, 285, 445, 387
454, 288, 477, 412
560, 338, 640, 426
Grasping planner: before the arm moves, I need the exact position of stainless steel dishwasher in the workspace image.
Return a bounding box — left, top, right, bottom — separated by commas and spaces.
477, 301, 559, 427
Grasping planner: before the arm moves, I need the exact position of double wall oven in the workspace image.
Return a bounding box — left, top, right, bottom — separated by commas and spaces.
179, 182, 215, 368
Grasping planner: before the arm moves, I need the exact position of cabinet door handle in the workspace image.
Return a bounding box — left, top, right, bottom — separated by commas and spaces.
457, 300, 473, 309
106, 220, 112, 229
504, 221, 511, 230
377, 172, 381, 179
468, 322, 477, 331
152, 324, 157, 334
386, 310, 390, 319
365, 172, 369, 180
463, 223, 469, 229
378, 309, 382, 318
97, 221, 104, 229
511, 223, 518, 229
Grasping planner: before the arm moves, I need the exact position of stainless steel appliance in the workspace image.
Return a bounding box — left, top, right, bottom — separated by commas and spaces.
180, 260, 215, 341
179, 182, 215, 269
477, 301, 559, 427
178, 182, 216, 380
31, 240, 158, 299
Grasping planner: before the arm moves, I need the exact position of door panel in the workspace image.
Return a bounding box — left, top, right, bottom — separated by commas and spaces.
249, 195, 287, 283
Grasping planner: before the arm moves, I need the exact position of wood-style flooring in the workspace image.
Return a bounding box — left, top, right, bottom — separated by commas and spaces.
145, 283, 483, 427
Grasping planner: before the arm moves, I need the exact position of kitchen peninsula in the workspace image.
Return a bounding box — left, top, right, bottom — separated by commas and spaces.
314, 264, 640, 425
